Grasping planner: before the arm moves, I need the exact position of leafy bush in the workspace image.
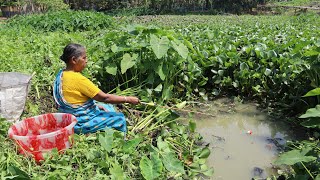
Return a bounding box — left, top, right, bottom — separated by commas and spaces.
5, 10, 115, 32
107, 6, 156, 16
34, 0, 69, 11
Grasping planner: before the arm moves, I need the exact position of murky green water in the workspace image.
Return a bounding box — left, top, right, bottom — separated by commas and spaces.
182, 98, 296, 180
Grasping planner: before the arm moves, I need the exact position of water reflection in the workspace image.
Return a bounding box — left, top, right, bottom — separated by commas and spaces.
181, 98, 295, 180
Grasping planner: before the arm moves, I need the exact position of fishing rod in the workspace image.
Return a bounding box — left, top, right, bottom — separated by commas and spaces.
140, 102, 216, 117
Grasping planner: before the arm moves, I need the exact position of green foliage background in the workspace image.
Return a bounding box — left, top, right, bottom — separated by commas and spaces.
0, 10, 319, 179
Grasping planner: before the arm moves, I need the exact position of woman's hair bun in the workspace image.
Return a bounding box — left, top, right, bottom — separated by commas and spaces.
60, 43, 85, 63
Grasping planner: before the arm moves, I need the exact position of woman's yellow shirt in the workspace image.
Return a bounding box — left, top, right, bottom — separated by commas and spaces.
62, 71, 100, 105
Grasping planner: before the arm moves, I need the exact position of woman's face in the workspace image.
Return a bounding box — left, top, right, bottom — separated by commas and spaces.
74, 49, 87, 72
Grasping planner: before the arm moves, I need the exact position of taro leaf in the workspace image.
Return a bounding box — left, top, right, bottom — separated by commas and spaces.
123, 138, 142, 154
121, 53, 137, 74
150, 34, 170, 59
154, 84, 163, 92
299, 105, 320, 118
300, 147, 312, 156
161, 152, 185, 174
157, 136, 170, 152
240, 62, 249, 70
111, 44, 118, 53
85, 149, 96, 161
264, 68, 272, 76
232, 81, 239, 88
176, 101, 187, 109
147, 73, 155, 84
267, 50, 277, 58
172, 41, 189, 59
274, 150, 317, 165
8, 166, 30, 180
157, 63, 166, 80
189, 120, 196, 133
202, 168, 214, 177
150, 153, 163, 175
110, 163, 125, 180
162, 85, 173, 101
303, 88, 320, 97
183, 74, 189, 82
198, 147, 210, 159
105, 62, 117, 76
139, 153, 163, 180
99, 128, 114, 152
189, 162, 200, 170
301, 119, 320, 128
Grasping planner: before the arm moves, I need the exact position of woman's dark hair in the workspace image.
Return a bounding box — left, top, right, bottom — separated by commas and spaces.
60, 43, 85, 63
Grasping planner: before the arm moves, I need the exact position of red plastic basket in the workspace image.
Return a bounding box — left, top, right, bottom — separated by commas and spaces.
8, 113, 77, 162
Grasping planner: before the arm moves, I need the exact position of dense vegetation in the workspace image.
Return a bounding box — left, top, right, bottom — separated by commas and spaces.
64, 0, 262, 14
0, 10, 319, 179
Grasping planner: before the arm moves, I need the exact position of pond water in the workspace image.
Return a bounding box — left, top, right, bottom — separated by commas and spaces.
182, 98, 298, 180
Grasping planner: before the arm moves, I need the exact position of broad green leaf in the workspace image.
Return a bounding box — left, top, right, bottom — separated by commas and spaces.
315, 174, 320, 180
150, 153, 163, 175
300, 147, 313, 156
267, 50, 277, 58
123, 138, 142, 153
232, 81, 239, 88
183, 74, 189, 82
198, 147, 210, 159
161, 85, 173, 100
240, 62, 249, 70
176, 101, 187, 109
157, 136, 170, 152
154, 84, 163, 92
110, 163, 125, 180
303, 88, 320, 97
139, 153, 163, 180
121, 53, 137, 74
8, 166, 30, 180
105, 63, 117, 76
274, 150, 316, 165
162, 152, 185, 174
99, 128, 114, 152
150, 34, 170, 59
301, 119, 320, 128
264, 68, 272, 76
299, 105, 320, 118
172, 41, 189, 59
202, 168, 214, 177
157, 63, 166, 80
111, 44, 118, 53
147, 73, 155, 84
245, 47, 252, 54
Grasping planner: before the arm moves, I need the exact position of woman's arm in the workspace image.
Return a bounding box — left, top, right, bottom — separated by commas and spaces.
92, 91, 140, 105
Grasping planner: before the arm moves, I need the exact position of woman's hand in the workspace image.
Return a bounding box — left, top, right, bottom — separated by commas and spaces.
98, 105, 109, 112
125, 96, 140, 105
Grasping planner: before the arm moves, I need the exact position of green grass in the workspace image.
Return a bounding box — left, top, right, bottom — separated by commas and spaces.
273, 0, 320, 6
